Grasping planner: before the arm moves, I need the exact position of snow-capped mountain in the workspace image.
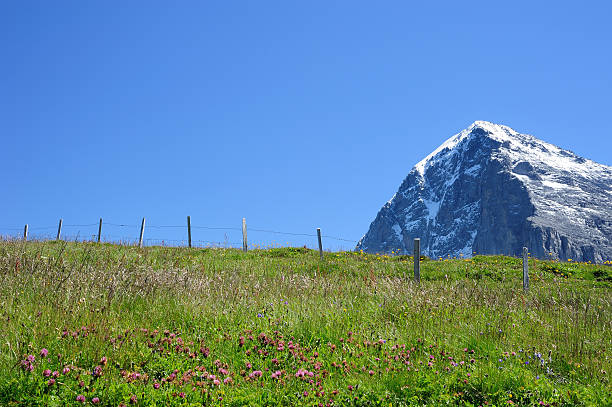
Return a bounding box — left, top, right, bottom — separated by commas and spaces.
356, 121, 612, 263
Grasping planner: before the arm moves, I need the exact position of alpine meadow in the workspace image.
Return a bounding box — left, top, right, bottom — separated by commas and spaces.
0, 240, 610, 405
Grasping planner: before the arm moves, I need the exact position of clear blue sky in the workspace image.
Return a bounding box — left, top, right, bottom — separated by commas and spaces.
1, 1, 611, 249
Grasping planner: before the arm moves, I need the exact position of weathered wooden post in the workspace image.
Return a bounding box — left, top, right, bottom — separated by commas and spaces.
317, 228, 323, 260
23, 224, 28, 241
97, 218, 103, 243
187, 216, 192, 248
138, 217, 146, 248
523, 246, 529, 292
414, 238, 421, 283
56, 219, 63, 240
242, 218, 247, 252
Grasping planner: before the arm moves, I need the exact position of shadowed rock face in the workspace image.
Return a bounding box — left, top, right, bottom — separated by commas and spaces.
356, 121, 612, 263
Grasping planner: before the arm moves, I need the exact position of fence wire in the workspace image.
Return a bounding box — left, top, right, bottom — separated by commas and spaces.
0, 219, 358, 248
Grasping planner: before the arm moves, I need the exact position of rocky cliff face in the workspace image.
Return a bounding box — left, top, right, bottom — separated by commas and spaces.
356, 121, 612, 263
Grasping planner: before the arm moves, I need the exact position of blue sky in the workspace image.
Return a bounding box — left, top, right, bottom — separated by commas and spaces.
1, 1, 611, 250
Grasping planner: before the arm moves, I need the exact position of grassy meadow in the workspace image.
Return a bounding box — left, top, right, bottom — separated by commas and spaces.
0, 240, 610, 406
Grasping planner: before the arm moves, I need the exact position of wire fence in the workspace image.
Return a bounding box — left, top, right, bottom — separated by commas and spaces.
0, 218, 360, 251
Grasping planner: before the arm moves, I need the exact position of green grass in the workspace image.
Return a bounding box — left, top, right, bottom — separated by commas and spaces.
0, 240, 610, 406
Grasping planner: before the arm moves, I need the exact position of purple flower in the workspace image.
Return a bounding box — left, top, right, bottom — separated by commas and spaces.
92, 397, 100, 404
47, 378, 56, 386
76, 395, 86, 403
40, 348, 48, 358
153, 382, 160, 389
93, 365, 103, 377
62, 367, 70, 374
43, 369, 52, 377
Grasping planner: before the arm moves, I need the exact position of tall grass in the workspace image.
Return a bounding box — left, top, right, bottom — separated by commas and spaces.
0, 241, 610, 405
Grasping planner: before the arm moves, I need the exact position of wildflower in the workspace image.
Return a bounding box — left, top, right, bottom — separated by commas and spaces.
63, 367, 70, 374
76, 395, 86, 403
52, 371, 60, 378
129, 395, 137, 404
43, 369, 52, 377
223, 377, 233, 384
40, 348, 49, 358
92, 397, 100, 404
153, 383, 160, 389
47, 378, 56, 386
100, 356, 108, 365
20, 360, 34, 372
178, 392, 185, 398
93, 365, 103, 377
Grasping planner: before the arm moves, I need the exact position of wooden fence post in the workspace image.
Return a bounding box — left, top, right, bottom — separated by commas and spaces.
242, 218, 247, 252
317, 228, 323, 260
187, 216, 192, 248
23, 224, 28, 241
523, 247, 529, 292
97, 218, 102, 243
56, 219, 63, 240
414, 238, 421, 283
138, 217, 146, 248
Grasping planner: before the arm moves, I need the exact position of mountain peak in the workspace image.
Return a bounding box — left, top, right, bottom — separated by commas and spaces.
358, 122, 612, 262
414, 121, 516, 176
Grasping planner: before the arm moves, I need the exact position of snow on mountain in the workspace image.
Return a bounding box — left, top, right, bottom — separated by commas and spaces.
356, 121, 612, 262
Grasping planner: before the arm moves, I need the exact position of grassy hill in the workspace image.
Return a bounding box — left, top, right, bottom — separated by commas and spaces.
0, 240, 610, 406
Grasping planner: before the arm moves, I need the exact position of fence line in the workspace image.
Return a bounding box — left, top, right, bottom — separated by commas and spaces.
0, 217, 360, 251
